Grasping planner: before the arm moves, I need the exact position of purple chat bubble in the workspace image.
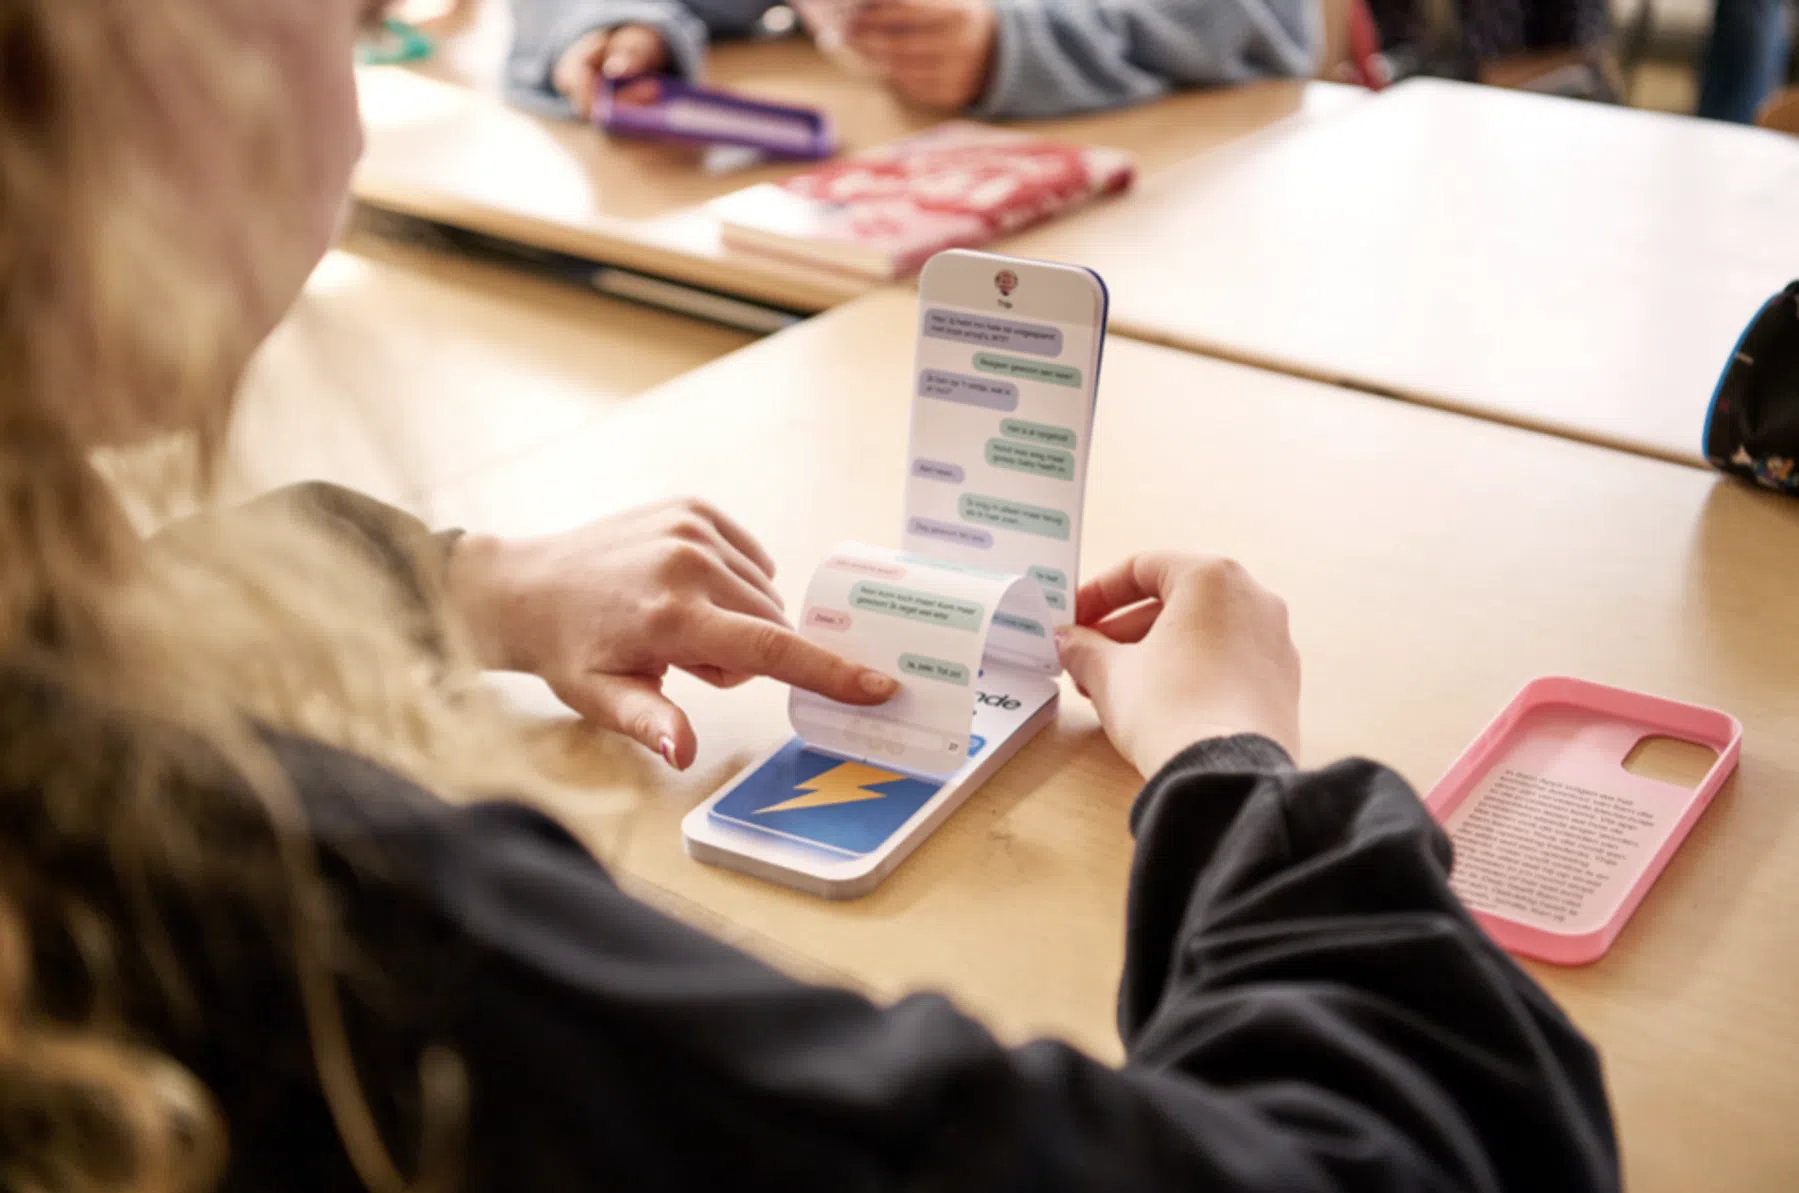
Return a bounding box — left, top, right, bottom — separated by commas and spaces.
908, 516, 993, 550
918, 369, 1019, 412
923, 309, 1063, 357
911, 458, 965, 483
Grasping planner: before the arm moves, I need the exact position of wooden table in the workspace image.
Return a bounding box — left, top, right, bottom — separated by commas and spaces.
356, 24, 1362, 311
430, 288, 1799, 1193
223, 231, 751, 508
1005, 77, 1799, 467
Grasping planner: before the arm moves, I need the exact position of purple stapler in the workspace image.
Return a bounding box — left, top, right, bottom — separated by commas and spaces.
594, 75, 837, 161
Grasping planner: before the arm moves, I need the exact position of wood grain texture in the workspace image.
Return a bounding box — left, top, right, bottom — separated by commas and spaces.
431, 290, 1799, 1192
1006, 77, 1799, 467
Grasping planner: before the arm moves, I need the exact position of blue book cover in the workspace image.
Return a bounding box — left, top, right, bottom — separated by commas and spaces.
709, 734, 987, 859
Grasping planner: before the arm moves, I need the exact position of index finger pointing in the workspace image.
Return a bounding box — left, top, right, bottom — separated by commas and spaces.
689, 610, 898, 705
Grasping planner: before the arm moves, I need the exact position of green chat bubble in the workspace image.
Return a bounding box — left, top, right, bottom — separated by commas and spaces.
959, 493, 1071, 541
973, 352, 1082, 388
986, 438, 1075, 481
1028, 566, 1068, 590
1001, 419, 1078, 449
992, 612, 1048, 638
899, 654, 971, 685
1044, 589, 1067, 611
849, 581, 984, 632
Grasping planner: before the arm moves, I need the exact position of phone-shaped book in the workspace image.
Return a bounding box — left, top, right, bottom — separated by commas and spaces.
683, 250, 1109, 897
1426, 676, 1740, 964
594, 75, 837, 160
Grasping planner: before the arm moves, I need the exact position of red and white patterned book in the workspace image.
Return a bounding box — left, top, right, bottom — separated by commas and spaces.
710, 122, 1135, 280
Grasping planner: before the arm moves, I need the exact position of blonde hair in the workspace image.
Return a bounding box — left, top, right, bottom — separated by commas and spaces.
0, 3, 570, 1190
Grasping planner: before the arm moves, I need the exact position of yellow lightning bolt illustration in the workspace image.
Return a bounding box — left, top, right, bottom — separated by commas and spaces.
756, 760, 905, 814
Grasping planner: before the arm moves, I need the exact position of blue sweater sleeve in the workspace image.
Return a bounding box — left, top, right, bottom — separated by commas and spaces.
505, 0, 777, 117
972, 0, 1321, 120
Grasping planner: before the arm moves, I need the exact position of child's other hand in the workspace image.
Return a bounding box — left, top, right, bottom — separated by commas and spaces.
846, 0, 998, 110
552, 24, 670, 119
1057, 554, 1302, 779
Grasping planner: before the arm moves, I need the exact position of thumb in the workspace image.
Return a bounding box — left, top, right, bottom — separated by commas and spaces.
604, 25, 665, 76
601, 47, 638, 77
553, 30, 610, 112
1055, 624, 1117, 701
553, 671, 697, 770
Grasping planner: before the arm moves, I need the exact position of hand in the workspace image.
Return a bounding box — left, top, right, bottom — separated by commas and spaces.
846, 0, 998, 110
551, 24, 670, 119
1056, 554, 1301, 779
449, 499, 898, 769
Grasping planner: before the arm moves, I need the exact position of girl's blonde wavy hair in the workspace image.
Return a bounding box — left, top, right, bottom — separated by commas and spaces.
0, 3, 563, 1190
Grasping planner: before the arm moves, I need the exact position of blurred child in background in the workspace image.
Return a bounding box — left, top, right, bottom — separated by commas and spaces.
507, 0, 1320, 121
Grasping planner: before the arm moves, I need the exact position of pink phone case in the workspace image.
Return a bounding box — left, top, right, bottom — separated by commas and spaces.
1425, 676, 1741, 965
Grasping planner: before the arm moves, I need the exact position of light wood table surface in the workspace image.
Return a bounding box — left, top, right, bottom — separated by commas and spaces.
356, 15, 1362, 311
425, 288, 1798, 1193
1006, 77, 1799, 467
224, 231, 751, 508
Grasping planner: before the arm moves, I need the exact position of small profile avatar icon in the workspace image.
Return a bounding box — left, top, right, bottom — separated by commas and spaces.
994, 269, 1019, 297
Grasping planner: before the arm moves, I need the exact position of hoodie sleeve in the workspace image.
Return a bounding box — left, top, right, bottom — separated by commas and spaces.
973, 0, 1320, 119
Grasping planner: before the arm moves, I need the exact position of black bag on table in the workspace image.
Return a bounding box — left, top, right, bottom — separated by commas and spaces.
1705, 282, 1799, 493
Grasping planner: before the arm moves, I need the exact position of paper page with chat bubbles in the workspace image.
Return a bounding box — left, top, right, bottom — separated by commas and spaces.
903, 256, 1105, 629
685, 250, 1105, 897
788, 543, 1057, 778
